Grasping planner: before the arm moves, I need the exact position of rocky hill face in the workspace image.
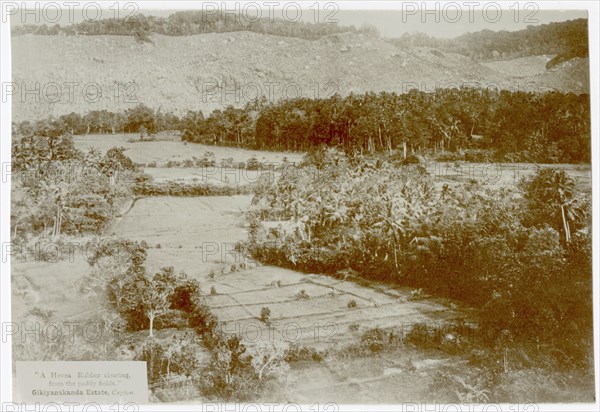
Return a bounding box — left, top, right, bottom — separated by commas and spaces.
11, 31, 589, 121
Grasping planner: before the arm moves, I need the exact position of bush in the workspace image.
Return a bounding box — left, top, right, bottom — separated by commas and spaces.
134, 181, 253, 196
260, 307, 271, 324
169, 274, 201, 312
245, 156, 264, 170
196, 152, 217, 168
404, 323, 437, 348
220, 157, 236, 168
284, 344, 325, 363
360, 328, 386, 353
294, 290, 310, 300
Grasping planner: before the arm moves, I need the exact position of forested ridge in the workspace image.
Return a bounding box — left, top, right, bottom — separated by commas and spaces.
13, 88, 591, 164
390, 18, 588, 66
11, 10, 375, 40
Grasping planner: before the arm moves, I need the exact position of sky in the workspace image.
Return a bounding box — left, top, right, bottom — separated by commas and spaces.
335, 9, 588, 38
8, 4, 588, 39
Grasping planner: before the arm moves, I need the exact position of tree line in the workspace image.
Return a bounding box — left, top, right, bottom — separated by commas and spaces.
13, 88, 591, 164
12, 11, 372, 40
14, 104, 180, 136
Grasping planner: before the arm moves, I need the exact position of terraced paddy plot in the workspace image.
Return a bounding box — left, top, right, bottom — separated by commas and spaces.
428, 162, 591, 191
143, 167, 273, 187
73, 134, 303, 166
206, 267, 463, 350
105, 195, 252, 248
108, 194, 465, 351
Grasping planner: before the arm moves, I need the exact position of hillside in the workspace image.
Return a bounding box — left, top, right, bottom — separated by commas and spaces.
390, 18, 588, 63
12, 31, 589, 121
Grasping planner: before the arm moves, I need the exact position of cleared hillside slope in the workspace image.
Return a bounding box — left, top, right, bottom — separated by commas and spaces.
12, 31, 589, 121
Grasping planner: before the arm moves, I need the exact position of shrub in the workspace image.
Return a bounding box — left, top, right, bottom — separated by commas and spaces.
408, 288, 425, 300
284, 344, 325, 363
435, 151, 463, 162
196, 152, 217, 168
294, 289, 310, 300
348, 323, 360, 333
347, 300, 358, 308
134, 181, 252, 196
245, 156, 263, 170
187, 302, 217, 336
169, 273, 201, 312
260, 307, 271, 324
360, 327, 386, 353
404, 323, 437, 348
428, 369, 492, 403
220, 157, 235, 168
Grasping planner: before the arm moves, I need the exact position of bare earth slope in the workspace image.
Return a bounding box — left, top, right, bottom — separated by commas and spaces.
12, 32, 589, 121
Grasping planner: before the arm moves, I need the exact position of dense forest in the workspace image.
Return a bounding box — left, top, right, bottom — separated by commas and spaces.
14, 88, 591, 164
390, 18, 588, 66
11, 11, 374, 40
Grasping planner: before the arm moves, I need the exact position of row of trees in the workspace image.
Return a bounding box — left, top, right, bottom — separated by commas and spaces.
180, 89, 591, 163
13, 88, 591, 164
390, 18, 588, 65
13, 105, 180, 137
12, 11, 370, 40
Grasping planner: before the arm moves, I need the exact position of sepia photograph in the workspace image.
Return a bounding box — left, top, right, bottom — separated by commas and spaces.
1, 1, 598, 409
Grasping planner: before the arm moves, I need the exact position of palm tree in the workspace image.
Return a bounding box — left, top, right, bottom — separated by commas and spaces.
524, 169, 581, 243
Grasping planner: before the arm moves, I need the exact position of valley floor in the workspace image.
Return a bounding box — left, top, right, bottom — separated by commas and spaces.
11, 137, 594, 403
